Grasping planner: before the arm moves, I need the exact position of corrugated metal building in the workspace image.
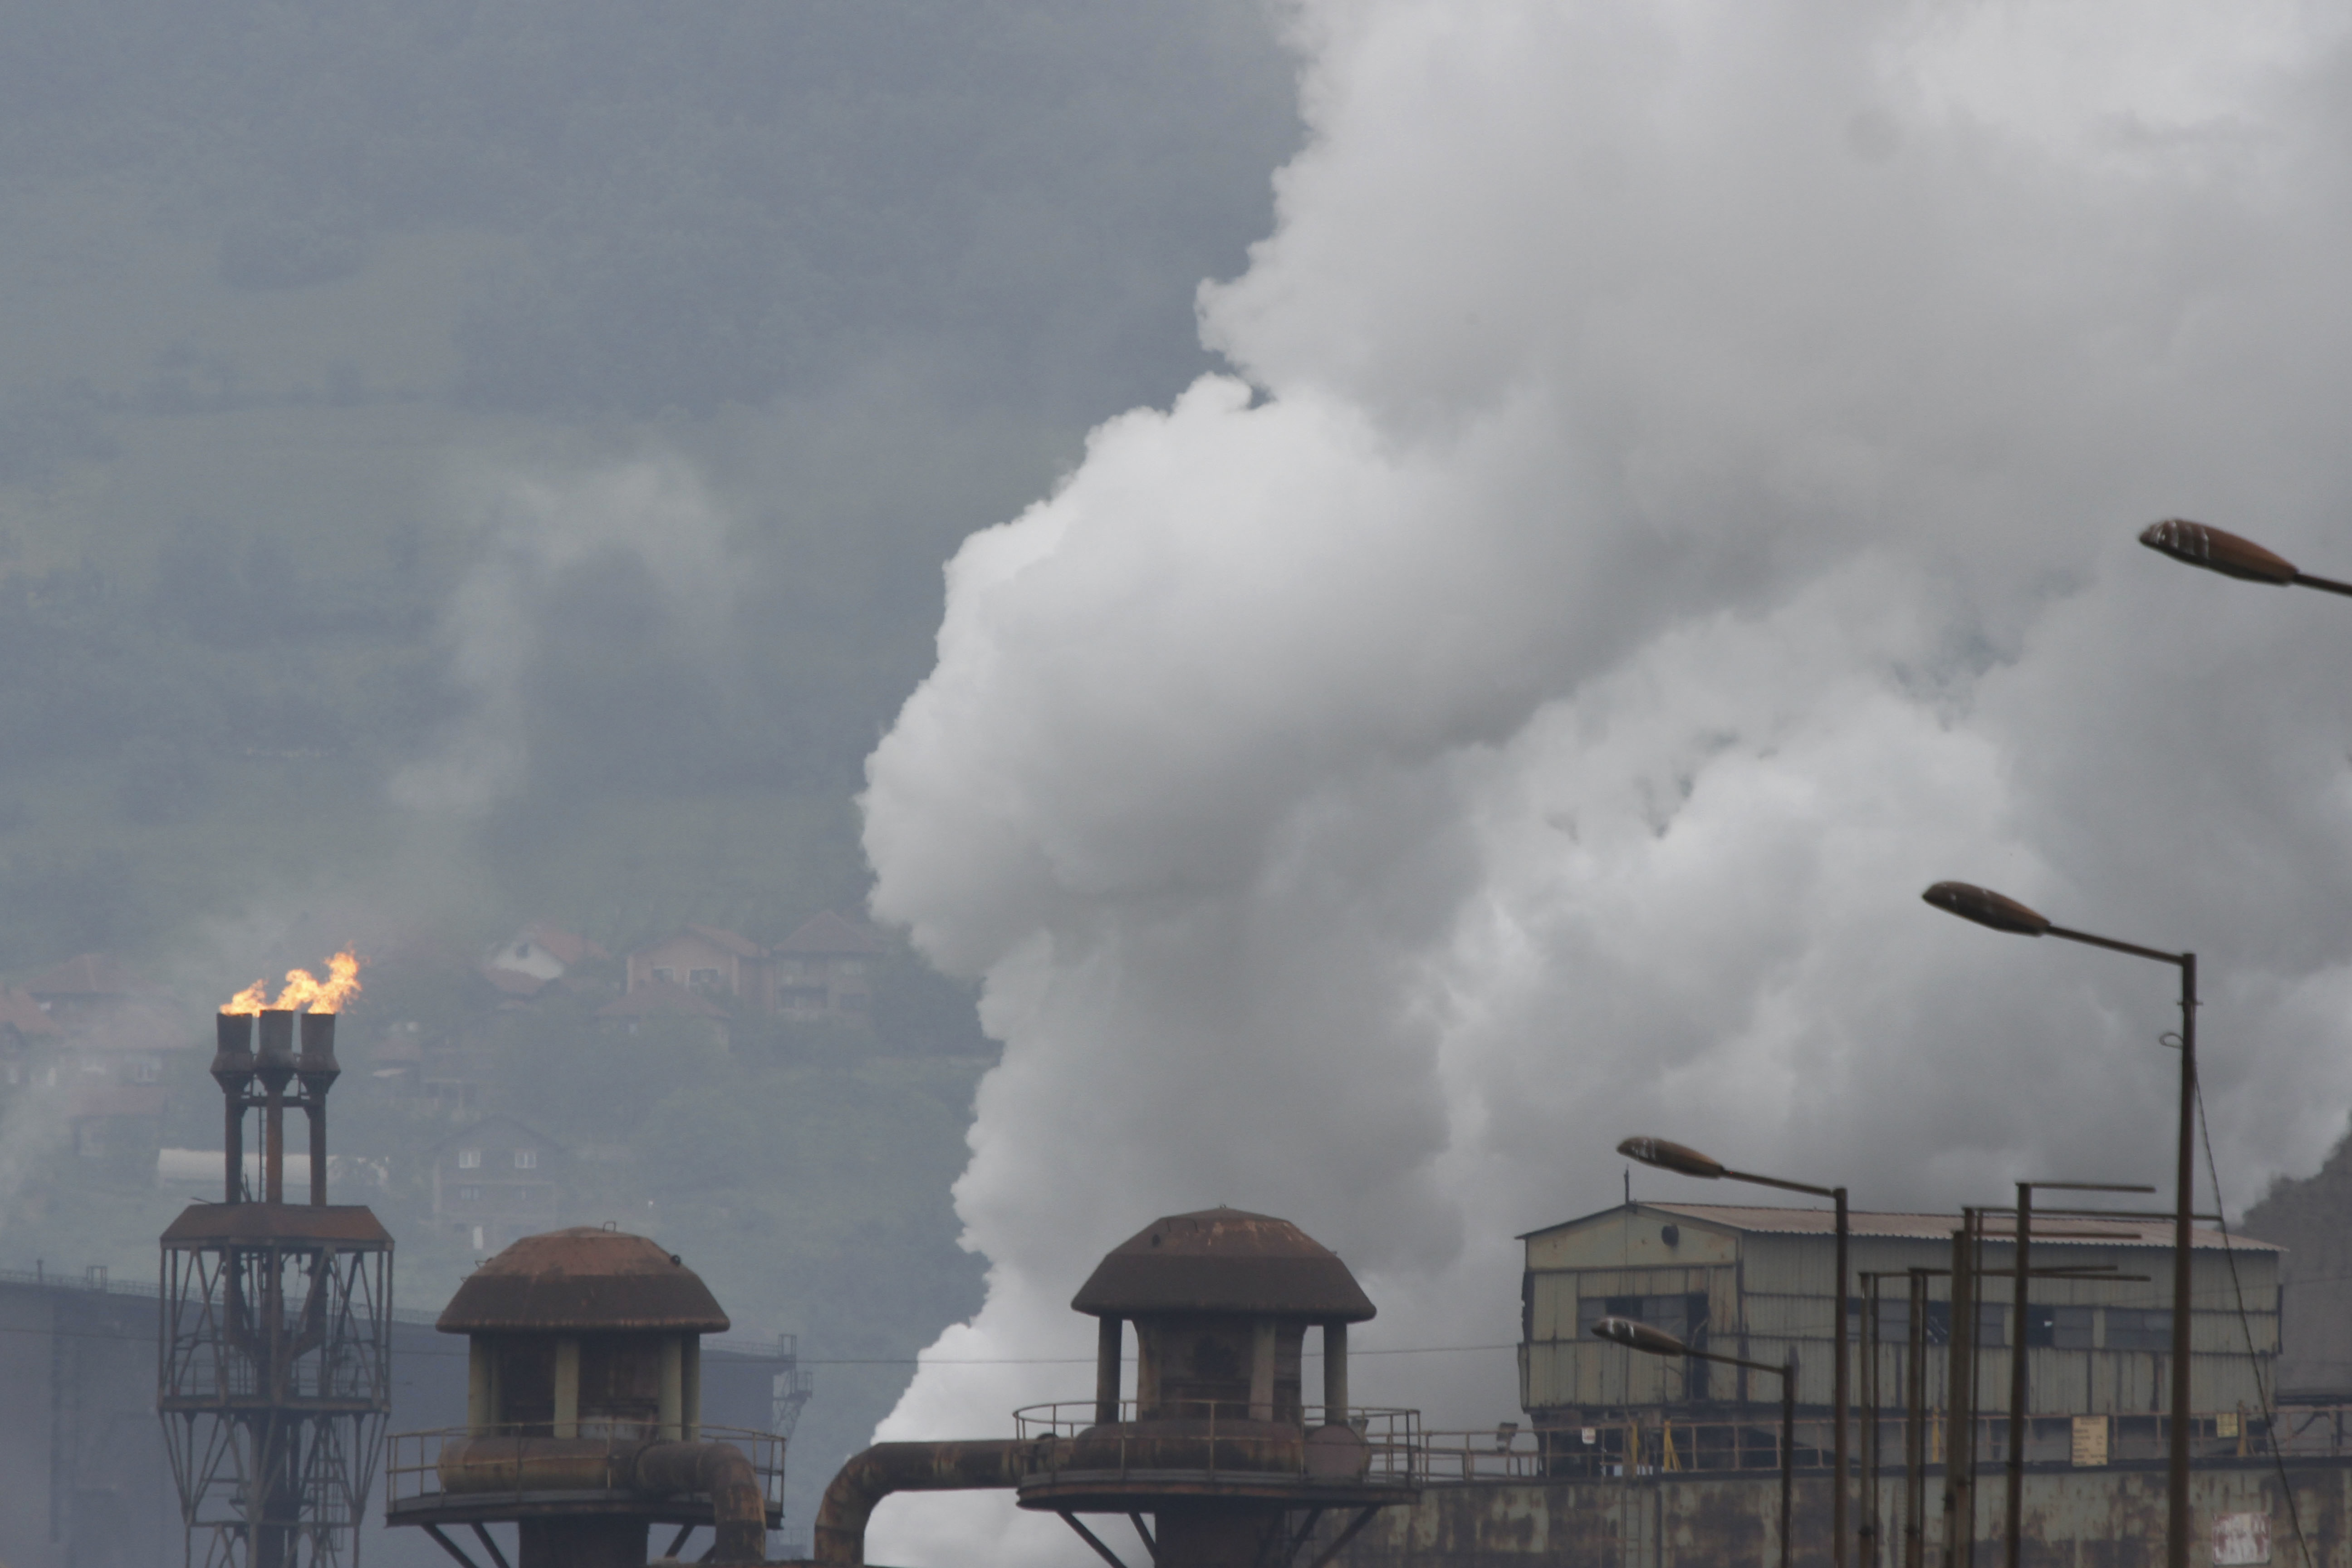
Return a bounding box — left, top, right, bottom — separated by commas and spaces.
1519, 1202, 2279, 1424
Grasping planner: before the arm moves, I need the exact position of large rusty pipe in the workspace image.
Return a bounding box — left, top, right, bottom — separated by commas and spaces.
439, 1435, 771, 1563
636, 1440, 767, 1564
814, 1441, 1035, 1567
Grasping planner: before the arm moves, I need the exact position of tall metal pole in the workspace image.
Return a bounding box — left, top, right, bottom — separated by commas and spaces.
1835, 1187, 1851, 1568
2169, 955, 2197, 1568
1918, 889, 2202, 1568
1782, 1355, 1797, 1568
1906, 1269, 1928, 1568
1863, 1274, 1882, 1568
1943, 1213, 1976, 1568
2006, 1187, 2030, 1568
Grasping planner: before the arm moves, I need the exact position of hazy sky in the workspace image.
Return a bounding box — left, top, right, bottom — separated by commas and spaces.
861, 2, 2352, 1560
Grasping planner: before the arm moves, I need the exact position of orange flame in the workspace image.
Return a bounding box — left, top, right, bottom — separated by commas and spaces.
220, 950, 364, 1014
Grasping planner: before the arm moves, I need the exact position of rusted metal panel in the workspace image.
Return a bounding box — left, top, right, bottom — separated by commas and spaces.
436, 1227, 729, 1333
1073, 1207, 1377, 1322
158, 1202, 392, 1245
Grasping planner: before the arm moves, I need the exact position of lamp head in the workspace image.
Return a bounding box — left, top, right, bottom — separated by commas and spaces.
1617, 1136, 1725, 1180
1591, 1315, 1689, 1357
1922, 881, 2051, 936
2140, 519, 2297, 585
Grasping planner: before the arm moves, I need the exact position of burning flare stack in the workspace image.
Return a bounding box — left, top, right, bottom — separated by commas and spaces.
158, 962, 392, 1568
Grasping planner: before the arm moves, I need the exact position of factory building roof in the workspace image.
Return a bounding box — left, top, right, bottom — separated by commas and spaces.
1521, 1200, 2276, 1253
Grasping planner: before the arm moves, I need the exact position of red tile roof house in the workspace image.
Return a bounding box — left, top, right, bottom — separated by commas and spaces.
617, 914, 891, 1036
624, 925, 769, 1007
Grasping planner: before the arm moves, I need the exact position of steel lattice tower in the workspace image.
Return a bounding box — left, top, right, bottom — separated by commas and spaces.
159, 1008, 393, 1568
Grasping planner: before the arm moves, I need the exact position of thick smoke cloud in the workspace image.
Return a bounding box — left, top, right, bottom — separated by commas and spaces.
391, 457, 739, 816
861, 3, 2352, 1559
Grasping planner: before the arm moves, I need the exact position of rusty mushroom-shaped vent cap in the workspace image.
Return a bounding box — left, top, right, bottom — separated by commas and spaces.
1071, 1206, 1376, 1323
436, 1227, 729, 1335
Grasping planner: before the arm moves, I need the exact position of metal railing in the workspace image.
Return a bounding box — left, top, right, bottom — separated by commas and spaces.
1014, 1401, 1423, 1486
1421, 1407, 2352, 1482
384, 1425, 784, 1513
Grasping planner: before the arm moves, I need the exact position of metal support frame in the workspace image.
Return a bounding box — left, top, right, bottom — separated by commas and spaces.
160, 1010, 391, 1568
159, 1235, 392, 1568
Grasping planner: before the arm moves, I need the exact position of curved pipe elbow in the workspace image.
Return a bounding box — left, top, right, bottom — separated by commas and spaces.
813, 1440, 1037, 1567
635, 1440, 769, 1564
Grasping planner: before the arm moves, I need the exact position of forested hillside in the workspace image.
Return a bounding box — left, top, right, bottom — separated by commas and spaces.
0, 0, 1301, 1537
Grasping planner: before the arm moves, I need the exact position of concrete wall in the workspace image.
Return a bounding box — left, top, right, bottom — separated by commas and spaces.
0, 1275, 178, 1568
1330, 1462, 2351, 1568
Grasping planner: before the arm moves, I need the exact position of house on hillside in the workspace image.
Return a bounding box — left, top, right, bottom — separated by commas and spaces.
0, 987, 62, 1088
482, 922, 611, 994
772, 911, 886, 1024
625, 925, 769, 1007
618, 913, 887, 1027
598, 977, 730, 1046
68, 1082, 166, 1158
23, 952, 152, 1028
429, 1115, 571, 1254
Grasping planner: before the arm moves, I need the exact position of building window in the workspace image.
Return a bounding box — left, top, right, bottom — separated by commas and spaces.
2105, 1308, 2174, 1352
689, 967, 721, 987
652, 966, 676, 984
2021, 1304, 2095, 1349
1870, 1299, 2002, 1346
458, 1149, 482, 1170
514, 1149, 537, 1170
457, 1186, 481, 1203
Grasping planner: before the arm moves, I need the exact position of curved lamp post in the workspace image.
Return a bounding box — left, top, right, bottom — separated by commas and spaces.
1619, 1136, 1849, 1568
1592, 1314, 1795, 1568
2140, 519, 2352, 598
1921, 881, 2197, 1568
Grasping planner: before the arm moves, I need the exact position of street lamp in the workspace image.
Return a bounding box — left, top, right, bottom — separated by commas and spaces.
1619, 1137, 1850, 1568
1921, 881, 2199, 1568
1592, 1315, 1796, 1568
2139, 519, 2352, 598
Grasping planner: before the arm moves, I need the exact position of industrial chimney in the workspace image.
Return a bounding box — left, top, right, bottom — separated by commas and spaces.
159, 1007, 394, 1568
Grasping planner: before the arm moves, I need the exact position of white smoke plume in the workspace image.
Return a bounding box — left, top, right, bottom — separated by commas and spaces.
860, 3, 2352, 1560
391, 455, 738, 816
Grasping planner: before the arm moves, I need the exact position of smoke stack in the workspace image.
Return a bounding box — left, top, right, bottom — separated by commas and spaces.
298, 1013, 338, 1205
255, 1011, 295, 1205
211, 1014, 257, 1205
